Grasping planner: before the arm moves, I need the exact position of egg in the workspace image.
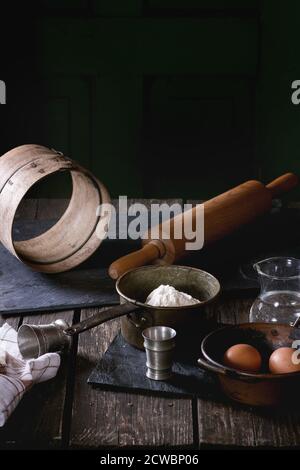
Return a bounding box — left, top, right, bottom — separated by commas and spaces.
269, 347, 300, 374
223, 343, 262, 373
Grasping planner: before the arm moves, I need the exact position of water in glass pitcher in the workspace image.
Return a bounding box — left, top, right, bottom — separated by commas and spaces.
249, 257, 300, 325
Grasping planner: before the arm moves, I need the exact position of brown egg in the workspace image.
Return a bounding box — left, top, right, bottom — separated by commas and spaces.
223, 344, 262, 373
269, 347, 300, 374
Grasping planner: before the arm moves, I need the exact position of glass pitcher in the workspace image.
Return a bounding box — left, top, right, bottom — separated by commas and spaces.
249, 257, 300, 325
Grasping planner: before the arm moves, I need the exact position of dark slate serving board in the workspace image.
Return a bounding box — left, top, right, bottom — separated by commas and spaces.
88, 333, 220, 398
1, 207, 300, 315
0, 220, 134, 314
0, 262, 118, 314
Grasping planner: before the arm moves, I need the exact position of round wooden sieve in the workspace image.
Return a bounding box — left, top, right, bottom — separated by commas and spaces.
0, 144, 111, 273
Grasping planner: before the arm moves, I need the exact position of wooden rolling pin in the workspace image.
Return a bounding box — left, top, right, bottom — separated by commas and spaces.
109, 173, 299, 279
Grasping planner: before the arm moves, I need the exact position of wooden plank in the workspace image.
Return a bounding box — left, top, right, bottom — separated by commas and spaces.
0, 315, 20, 331
109, 198, 183, 239
248, 409, 300, 448
70, 307, 193, 448
14, 199, 69, 221
16, 198, 184, 229
15, 199, 38, 220
198, 400, 257, 448
111, 198, 183, 209
205, 297, 253, 325
0, 310, 75, 449
36, 198, 69, 220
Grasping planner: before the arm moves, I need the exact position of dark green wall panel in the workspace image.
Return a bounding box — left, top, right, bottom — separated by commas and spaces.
1, 2, 265, 200
93, 1, 142, 16
42, 0, 87, 9
32, 8, 258, 198
37, 18, 258, 75
147, 0, 258, 7
42, 78, 91, 166
92, 76, 143, 196
142, 76, 255, 198
255, 0, 300, 200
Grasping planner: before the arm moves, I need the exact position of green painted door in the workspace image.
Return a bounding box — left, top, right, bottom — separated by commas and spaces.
9, 1, 296, 200
31, 0, 259, 199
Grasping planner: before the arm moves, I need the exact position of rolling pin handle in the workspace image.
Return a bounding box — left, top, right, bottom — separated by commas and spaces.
108, 241, 164, 280
266, 173, 299, 198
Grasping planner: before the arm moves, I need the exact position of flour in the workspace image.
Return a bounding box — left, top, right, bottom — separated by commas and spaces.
146, 284, 200, 307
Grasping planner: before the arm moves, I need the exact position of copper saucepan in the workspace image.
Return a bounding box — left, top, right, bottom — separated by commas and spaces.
198, 321, 300, 406
18, 265, 220, 358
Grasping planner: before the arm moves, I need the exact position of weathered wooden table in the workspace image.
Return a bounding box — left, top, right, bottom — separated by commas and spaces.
0, 200, 300, 449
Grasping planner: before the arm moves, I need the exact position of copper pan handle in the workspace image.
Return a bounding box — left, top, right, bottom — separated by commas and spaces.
64, 302, 141, 336
197, 354, 262, 383
197, 355, 226, 375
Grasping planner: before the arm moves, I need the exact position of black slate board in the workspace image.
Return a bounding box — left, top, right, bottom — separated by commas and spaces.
88, 333, 220, 398
0, 220, 130, 314
2, 207, 300, 315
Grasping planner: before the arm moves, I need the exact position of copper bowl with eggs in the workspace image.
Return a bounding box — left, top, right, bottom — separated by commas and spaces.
197, 322, 300, 407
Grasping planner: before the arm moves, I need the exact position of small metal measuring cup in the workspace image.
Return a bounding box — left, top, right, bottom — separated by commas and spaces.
142, 326, 176, 380
17, 319, 71, 359
16, 303, 139, 359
